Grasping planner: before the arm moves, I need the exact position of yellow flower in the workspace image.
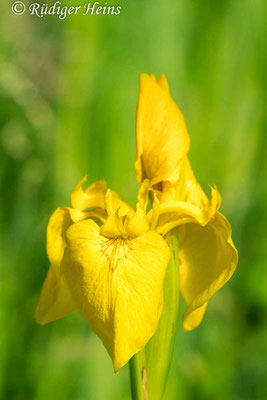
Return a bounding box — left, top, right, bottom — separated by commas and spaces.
36, 73, 237, 374
35, 178, 170, 372
136, 73, 238, 331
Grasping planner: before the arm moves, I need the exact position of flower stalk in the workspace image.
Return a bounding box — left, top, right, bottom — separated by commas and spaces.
129, 348, 147, 400
129, 233, 180, 400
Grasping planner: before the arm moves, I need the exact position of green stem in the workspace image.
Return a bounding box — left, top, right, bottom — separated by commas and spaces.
129, 348, 147, 400
129, 233, 179, 400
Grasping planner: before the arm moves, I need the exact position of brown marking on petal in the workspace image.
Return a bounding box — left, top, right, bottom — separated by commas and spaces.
101, 238, 131, 270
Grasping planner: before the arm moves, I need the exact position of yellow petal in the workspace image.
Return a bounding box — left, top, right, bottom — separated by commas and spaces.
157, 74, 170, 95
157, 156, 221, 209
111, 191, 134, 217
46, 207, 73, 270
155, 191, 220, 236
137, 179, 150, 211
71, 176, 106, 211
178, 212, 238, 331
154, 201, 205, 236
153, 157, 221, 236
37, 206, 94, 324
61, 219, 170, 371
150, 193, 160, 230
182, 303, 208, 331
125, 205, 150, 237
178, 158, 221, 214
35, 265, 74, 324
46, 206, 90, 272
101, 209, 128, 238
135, 73, 190, 185
175, 156, 208, 205
105, 188, 134, 218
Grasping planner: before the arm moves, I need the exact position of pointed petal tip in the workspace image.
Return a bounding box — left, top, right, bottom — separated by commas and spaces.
158, 74, 170, 94
182, 303, 208, 331
136, 72, 190, 185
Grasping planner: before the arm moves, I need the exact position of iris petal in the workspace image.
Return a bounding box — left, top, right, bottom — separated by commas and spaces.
36, 207, 90, 324
154, 157, 221, 235
35, 265, 74, 324
155, 201, 205, 235
135, 74, 190, 185
157, 74, 170, 95
46, 206, 94, 271
178, 212, 238, 330
156, 157, 221, 211
46, 207, 73, 270
71, 176, 106, 211
61, 219, 170, 371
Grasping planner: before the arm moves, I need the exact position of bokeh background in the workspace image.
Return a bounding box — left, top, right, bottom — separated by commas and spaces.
0, 0, 266, 399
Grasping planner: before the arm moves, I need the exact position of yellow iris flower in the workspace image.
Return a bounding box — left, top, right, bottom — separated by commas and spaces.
35, 73, 237, 373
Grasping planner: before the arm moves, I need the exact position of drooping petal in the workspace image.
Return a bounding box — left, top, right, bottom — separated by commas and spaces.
46, 206, 93, 271
61, 219, 170, 371
135, 74, 190, 185
46, 207, 73, 269
35, 265, 74, 324
178, 212, 238, 331
71, 176, 107, 211
182, 303, 208, 331
37, 206, 93, 325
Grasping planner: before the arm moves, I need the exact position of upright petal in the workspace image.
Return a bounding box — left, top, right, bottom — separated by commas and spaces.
178, 212, 238, 331
61, 219, 170, 371
135, 74, 190, 185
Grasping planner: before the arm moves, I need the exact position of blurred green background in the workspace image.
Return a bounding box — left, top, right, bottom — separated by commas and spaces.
0, 0, 266, 399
